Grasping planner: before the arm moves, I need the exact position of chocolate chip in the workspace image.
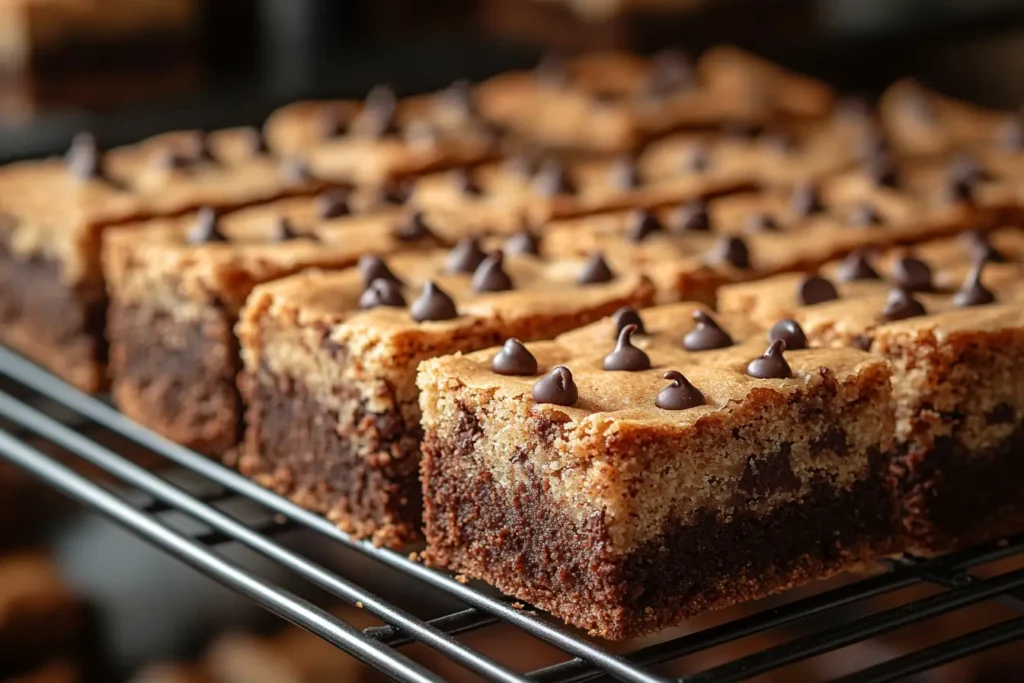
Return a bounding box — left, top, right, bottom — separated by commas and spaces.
187, 207, 227, 244
269, 216, 301, 241
66, 132, 103, 180
626, 209, 663, 242
472, 251, 514, 292
316, 189, 352, 219
532, 160, 576, 197
836, 249, 880, 281
683, 310, 733, 351
656, 370, 705, 410
280, 157, 314, 184
741, 212, 777, 234
798, 274, 839, 306
646, 48, 695, 96
848, 202, 883, 228
768, 319, 808, 350
360, 84, 398, 137
603, 324, 651, 371
812, 424, 849, 457
577, 252, 615, 284
790, 182, 824, 218
536, 53, 569, 88
451, 167, 484, 196
680, 142, 710, 173
533, 366, 578, 406
505, 229, 540, 256
893, 256, 933, 292
951, 154, 991, 185
738, 443, 799, 495
359, 278, 406, 309
612, 306, 646, 337
440, 237, 483, 275
151, 148, 195, 171
710, 236, 750, 269
852, 335, 873, 351
359, 255, 403, 288
492, 338, 538, 376
747, 340, 792, 379
378, 181, 412, 206
670, 200, 710, 233
866, 154, 900, 188
394, 211, 436, 242
882, 288, 927, 321
723, 121, 760, 140
319, 108, 348, 138
193, 132, 218, 164
953, 259, 996, 307
609, 156, 642, 190
410, 281, 459, 321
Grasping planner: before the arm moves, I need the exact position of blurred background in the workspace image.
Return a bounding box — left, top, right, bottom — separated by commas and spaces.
4, 1, 1024, 681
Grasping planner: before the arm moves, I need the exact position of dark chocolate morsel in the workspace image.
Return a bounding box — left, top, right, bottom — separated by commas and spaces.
612, 306, 646, 337
671, 200, 710, 233
951, 153, 991, 185
848, 202, 883, 228
532, 160, 577, 197
187, 207, 227, 244
971, 236, 1007, 264
953, 259, 996, 307
798, 274, 839, 306
446, 236, 488, 274
609, 155, 642, 190
577, 252, 615, 284
492, 338, 539, 376
893, 256, 933, 292
626, 209, 663, 242
836, 248, 880, 282
505, 229, 540, 256
744, 212, 778, 233
319, 108, 348, 138
151, 148, 195, 171
602, 324, 651, 372
646, 48, 695, 96
768, 319, 808, 350
680, 142, 710, 172
747, 340, 792, 379
378, 181, 412, 206
866, 154, 900, 188
394, 211, 437, 242
279, 157, 314, 184
359, 279, 406, 310
451, 167, 484, 196
532, 366, 578, 406
410, 281, 459, 322
683, 310, 733, 351
66, 132, 103, 180
710, 236, 751, 269
472, 251, 514, 292
882, 288, 927, 321
269, 216, 301, 242
656, 370, 706, 410
723, 121, 760, 140
193, 132, 218, 164
790, 182, 825, 218
358, 255, 403, 288
316, 189, 352, 220
362, 84, 398, 128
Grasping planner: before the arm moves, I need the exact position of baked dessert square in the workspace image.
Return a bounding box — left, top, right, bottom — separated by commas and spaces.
236, 250, 655, 546
718, 239, 1024, 552
102, 197, 451, 457
0, 128, 326, 392
263, 85, 500, 185
419, 302, 897, 639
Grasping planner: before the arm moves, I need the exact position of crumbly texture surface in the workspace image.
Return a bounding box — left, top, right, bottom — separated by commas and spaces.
236, 252, 655, 545
102, 200, 448, 456
419, 303, 896, 638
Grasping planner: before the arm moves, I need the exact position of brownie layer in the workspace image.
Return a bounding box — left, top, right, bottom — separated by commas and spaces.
108, 299, 240, 457
0, 243, 106, 393
897, 419, 1024, 553
423, 428, 895, 640
239, 363, 423, 547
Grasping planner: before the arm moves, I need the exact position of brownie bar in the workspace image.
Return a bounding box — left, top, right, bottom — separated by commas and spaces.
419, 302, 896, 639
237, 250, 655, 546
0, 128, 327, 391
103, 198, 449, 457
718, 238, 1024, 552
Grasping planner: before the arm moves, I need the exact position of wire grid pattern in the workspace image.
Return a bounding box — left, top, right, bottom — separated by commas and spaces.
1, 346, 1023, 682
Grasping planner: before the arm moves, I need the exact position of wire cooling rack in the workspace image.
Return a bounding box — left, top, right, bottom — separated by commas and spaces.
2, 345, 1024, 682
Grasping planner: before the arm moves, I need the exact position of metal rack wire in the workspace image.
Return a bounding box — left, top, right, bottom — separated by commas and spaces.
2, 344, 1024, 682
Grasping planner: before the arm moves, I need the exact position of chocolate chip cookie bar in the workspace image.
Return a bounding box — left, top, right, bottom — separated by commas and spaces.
419, 303, 896, 639
718, 239, 1024, 552
0, 129, 327, 392
236, 250, 655, 546
263, 84, 500, 185
475, 46, 834, 152
102, 198, 455, 457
